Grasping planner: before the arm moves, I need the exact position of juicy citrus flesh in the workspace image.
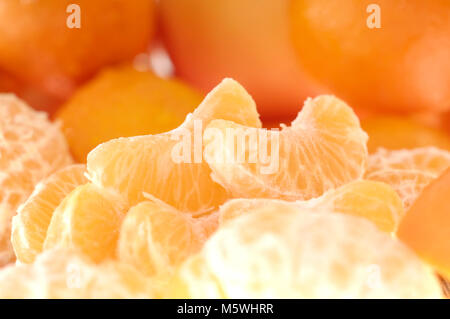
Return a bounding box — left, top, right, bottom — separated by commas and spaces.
220, 180, 403, 233
86, 78, 261, 216
204, 95, 368, 200
0, 94, 72, 266
365, 147, 450, 210
12, 164, 87, 264
56, 66, 203, 162
397, 167, 450, 280
362, 116, 450, 153
117, 201, 217, 282
0, 248, 154, 298
43, 183, 127, 263
167, 208, 441, 298
2, 77, 447, 298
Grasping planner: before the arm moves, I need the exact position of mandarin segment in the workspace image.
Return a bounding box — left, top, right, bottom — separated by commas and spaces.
397, 168, 450, 279
168, 209, 441, 298
0, 248, 154, 298
12, 164, 88, 263
0, 94, 72, 266
86, 79, 261, 216
313, 180, 404, 233
117, 201, 213, 280
56, 66, 203, 162
220, 180, 403, 233
43, 183, 127, 263
204, 95, 368, 201
365, 147, 450, 210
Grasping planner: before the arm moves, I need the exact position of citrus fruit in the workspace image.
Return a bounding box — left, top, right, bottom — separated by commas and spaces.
365, 147, 450, 210
362, 116, 450, 153
43, 183, 127, 263
86, 78, 261, 216
117, 201, 215, 281
0, 69, 63, 112
0, 248, 154, 298
397, 167, 450, 279
159, 0, 320, 118
0, 0, 155, 105
11, 164, 87, 264
0, 94, 72, 266
204, 95, 368, 200
220, 180, 403, 233
167, 208, 441, 298
290, 0, 450, 114
56, 66, 203, 162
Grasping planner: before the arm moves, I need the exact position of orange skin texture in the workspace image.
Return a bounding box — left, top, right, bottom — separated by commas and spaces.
159, 0, 321, 118
0, 0, 155, 103
397, 168, 450, 279
290, 0, 450, 114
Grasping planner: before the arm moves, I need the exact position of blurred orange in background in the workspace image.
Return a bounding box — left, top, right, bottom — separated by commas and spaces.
290, 0, 450, 114
159, 0, 321, 119
56, 66, 202, 162
0, 0, 156, 113
362, 116, 450, 153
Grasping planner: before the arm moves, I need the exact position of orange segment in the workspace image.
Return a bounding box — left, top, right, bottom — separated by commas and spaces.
168, 208, 441, 298
86, 78, 261, 215
117, 201, 214, 281
43, 183, 127, 263
365, 147, 450, 210
397, 167, 450, 279
0, 248, 154, 298
313, 180, 404, 232
11, 164, 87, 263
362, 116, 450, 153
56, 66, 203, 162
0, 94, 72, 266
204, 95, 368, 200
220, 180, 403, 233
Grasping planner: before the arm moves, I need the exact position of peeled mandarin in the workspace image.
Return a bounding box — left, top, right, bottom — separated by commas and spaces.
117, 201, 214, 280
167, 208, 441, 298
365, 147, 450, 210
12, 164, 87, 263
43, 183, 127, 263
86, 78, 261, 216
0, 94, 72, 266
220, 180, 403, 233
204, 95, 368, 200
0, 248, 154, 298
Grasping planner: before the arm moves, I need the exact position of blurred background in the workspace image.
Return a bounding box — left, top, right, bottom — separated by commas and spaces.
0, 0, 449, 162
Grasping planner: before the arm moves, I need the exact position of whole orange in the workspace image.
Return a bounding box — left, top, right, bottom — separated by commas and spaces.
159, 0, 320, 118
0, 0, 155, 107
290, 0, 450, 113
